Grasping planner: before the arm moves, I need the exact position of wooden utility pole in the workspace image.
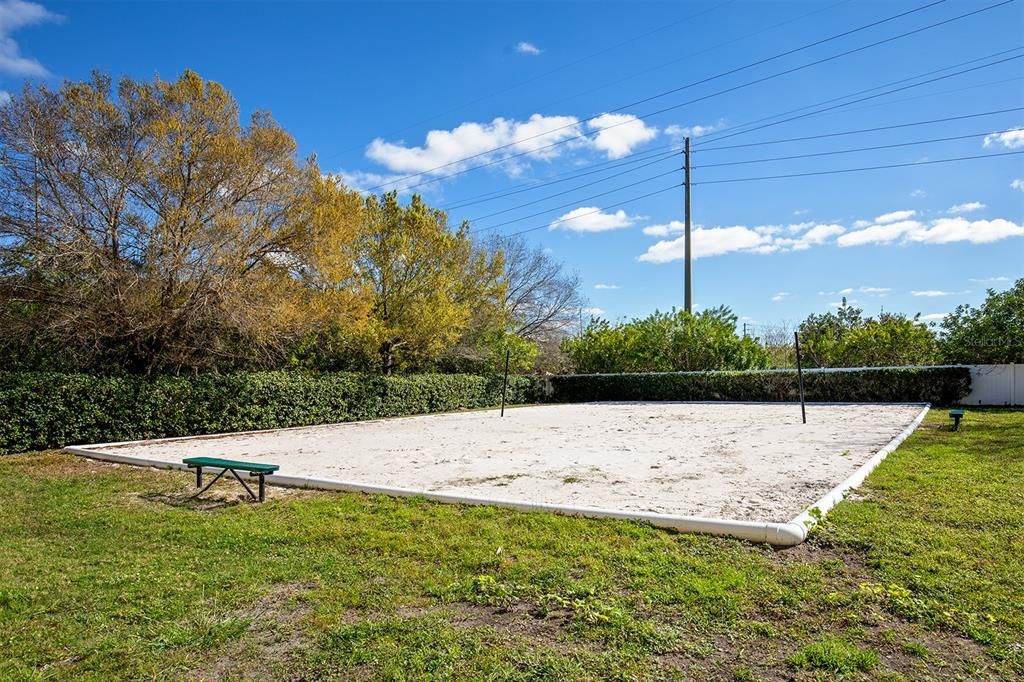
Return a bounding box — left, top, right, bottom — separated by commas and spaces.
683, 136, 692, 314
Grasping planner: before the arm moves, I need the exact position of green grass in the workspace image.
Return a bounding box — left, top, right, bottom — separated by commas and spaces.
789, 636, 880, 674
1, 408, 1021, 680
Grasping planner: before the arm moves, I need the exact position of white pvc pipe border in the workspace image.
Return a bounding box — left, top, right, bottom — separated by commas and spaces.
65, 402, 931, 547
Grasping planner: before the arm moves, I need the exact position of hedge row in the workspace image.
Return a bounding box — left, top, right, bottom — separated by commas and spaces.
545, 367, 972, 405
0, 372, 545, 455
0, 367, 971, 455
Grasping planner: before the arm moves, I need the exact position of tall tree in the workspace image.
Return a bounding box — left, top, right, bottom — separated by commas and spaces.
0, 71, 365, 372
483, 233, 584, 340
357, 192, 504, 373
939, 279, 1024, 364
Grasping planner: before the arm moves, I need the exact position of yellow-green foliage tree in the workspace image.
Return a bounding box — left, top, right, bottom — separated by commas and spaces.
357, 192, 505, 373
0, 71, 367, 372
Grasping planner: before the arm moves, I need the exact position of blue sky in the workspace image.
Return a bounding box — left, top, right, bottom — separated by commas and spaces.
7, 0, 1024, 331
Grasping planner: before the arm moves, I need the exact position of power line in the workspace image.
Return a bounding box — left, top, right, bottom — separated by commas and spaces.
452, 111, 1020, 228
464, 126, 1017, 228
476, 151, 1020, 238
692, 51, 1023, 147
326, 1, 735, 158
499, 184, 684, 237
693, 128, 1020, 168
437, 53, 1021, 213
440, 145, 680, 211
696, 106, 1024, 152
368, 0, 960, 191
535, 0, 854, 115
471, 168, 680, 231
463, 153, 681, 223
692, 150, 1023, 185
790, 75, 1024, 120
368, 0, 1004, 191
692, 45, 1024, 147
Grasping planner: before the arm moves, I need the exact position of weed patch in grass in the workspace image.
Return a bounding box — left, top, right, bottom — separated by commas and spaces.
789, 636, 880, 673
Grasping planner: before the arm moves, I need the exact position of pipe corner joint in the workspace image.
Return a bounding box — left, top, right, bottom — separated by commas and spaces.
767, 522, 807, 546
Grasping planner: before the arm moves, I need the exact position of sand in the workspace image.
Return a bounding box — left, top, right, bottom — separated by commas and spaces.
84, 402, 925, 523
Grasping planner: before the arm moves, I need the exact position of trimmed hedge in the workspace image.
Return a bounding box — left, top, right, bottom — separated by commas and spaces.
0, 372, 545, 455
0, 367, 972, 455
546, 367, 972, 405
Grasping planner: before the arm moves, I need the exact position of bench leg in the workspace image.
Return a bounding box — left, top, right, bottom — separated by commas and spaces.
196, 466, 203, 488
227, 469, 257, 501
191, 467, 229, 499
258, 474, 265, 502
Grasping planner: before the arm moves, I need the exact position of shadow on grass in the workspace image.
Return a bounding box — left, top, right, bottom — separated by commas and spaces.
137, 487, 252, 511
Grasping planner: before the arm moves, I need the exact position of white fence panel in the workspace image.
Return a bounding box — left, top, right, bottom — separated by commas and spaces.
960, 364, 1021, 406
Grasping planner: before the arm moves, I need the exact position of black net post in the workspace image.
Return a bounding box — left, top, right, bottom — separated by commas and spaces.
794, 331, 807, 424
500, 348, 510, 417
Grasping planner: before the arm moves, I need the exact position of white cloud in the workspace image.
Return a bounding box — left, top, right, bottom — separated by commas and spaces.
796, 223, 845, 246
821, 286, 888, 296
642, 220, 686, 237
947, 202, 985, 214
361, 109, 660, 180
0, 90, 8, 105
638, 225, 772, 263
771, 292, 788, 302
550, 206, 636, 232
665, 120, 726, 139
837, 219, 920, 247
636, 205, 1023, 263
587, 113, 658, 159
910, 189, 927, 198
875, 209, 916, 224
514, 41, 542, 56
907, 217, 1024, 244
593, 283, 619, 290
582, 306, 604, 316
840, 214, 1024, 247
983, 128, 1024, 149
969, 276, 1009, 283
0, 0, 59, 77
365, 114, 585, 175
913, 288, 966, 296
638, 219, 847, 261
1011, 178, 1024, 191
919, 313, 947, 322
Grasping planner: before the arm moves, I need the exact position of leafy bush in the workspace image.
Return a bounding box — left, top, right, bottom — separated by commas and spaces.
546, 367, 971, 405
939, 278, 1024, 364
0, 372, 545, 455
798, 300, 937, 368
562, 307, 770, 373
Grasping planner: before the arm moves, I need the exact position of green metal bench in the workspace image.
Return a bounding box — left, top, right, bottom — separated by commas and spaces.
948, 409, 966, 432
183, 457, 280, 502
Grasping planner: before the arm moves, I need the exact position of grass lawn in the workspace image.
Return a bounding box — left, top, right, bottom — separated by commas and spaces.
1, 408, 1021, 681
